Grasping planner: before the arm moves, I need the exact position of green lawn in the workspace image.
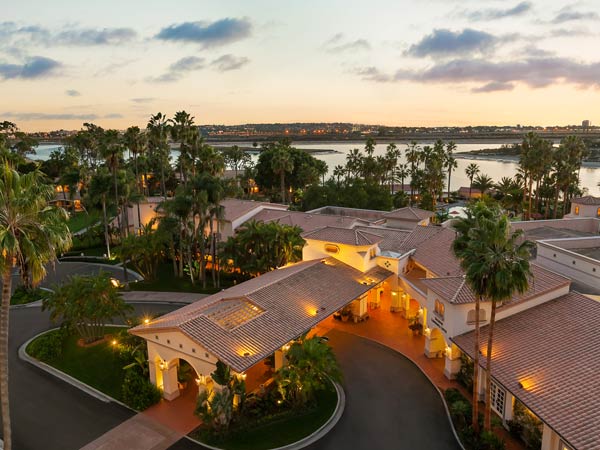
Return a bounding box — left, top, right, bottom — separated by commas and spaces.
129, 262, 245, 294
67, 211, 100, 233
194, 384, 338, 450
28, 327, 127, 401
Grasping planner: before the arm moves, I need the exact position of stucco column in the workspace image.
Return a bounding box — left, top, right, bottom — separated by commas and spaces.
149, 360, 157, 386
443, 345, 462, 380
541, 423, 558, 450
503, 391, 514, 424
274, 349, 286, 370
162, 362, 180, 401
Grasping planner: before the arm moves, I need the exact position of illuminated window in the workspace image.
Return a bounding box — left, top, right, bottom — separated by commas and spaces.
490, 381, 506, 417
369, 248, 376, 259
324, 244, 339, 254
434, 299, 445, 320
597, 207, 600, 217
560, 441, 574, 450
467, 309, 487, 324
574, 206, 579, 215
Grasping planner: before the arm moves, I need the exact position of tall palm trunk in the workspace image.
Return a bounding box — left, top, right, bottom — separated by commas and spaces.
113, 169, 121, 237
102, 195, 111, 259
134, 154, 142, 234
472, 295, 481, 434
447, 170, 452, 204
280, 172, 286, 204
553, 187, 560, 219
1, 262, 13, 450
484, 298, 498, 432
209, 217, 216, 288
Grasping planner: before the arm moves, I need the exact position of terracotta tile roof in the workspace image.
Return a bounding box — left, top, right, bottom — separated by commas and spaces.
397, 225, 448, 254
420, 263, 570, 305
302, 227, 383, 246
250, 208, 362, 233
383, 207, 434, 221
131, 258, 393, 372
410, 227, 463, 277
220, 198, 286, 222
572, 195, 600, 206
452, 292, 600, 450
354, 226, 411, 253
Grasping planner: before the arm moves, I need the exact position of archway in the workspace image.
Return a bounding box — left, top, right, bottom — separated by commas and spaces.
425, 328, 447, 359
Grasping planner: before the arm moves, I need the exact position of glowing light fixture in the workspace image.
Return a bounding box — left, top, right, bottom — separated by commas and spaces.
144, 318, 150, 325
111, 340, 117, 346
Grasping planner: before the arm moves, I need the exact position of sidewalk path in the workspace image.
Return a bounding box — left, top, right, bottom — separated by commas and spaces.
79, 414, 182, 450
121, 291, 209, 305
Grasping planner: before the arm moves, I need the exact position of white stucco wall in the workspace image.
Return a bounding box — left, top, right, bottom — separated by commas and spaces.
302, 239, 379, 272
536, 241, 600, 288
567, 201, 600, 218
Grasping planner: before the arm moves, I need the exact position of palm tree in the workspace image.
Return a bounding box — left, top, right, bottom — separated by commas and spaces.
472, 173, 494, 195
405, 141, 421, 205
453, 202, 534, 432
123, 126, 147, 233
465, 163, 480, 199
87, 169, 115, 258
147, 113, 171, 199
0, 161, 72, 450
170, 110, 195, 184
444, 142, 458, 203
100, 130, 125, 236
271, 145, 294, 204
332, 165, 345, 186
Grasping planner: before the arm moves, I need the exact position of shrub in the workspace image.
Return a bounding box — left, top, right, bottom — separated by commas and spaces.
28, 329, 66, 362
11, 286, 46, 305
480, 431, 506, 450
457, 354, 474, 391
122, 371, 162, 410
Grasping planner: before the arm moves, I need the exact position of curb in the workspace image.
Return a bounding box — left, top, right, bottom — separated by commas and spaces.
186, 381, 346, 450
18, 327, 132, 410
55, 260, 143, 281
332, 330, 466, 450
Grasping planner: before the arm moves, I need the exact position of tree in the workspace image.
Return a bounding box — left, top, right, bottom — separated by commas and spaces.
276, 335, 342, 407
147, 113, 171, 199
472, 173, 494, 195
453, 202, 534, 432
87, 168, 115, 258
222, 145, 251, 181
271, 144, 294, 204
43, 272, 133, 343
100, 129, 125, 236
221, 221, 304, 276
0, 160, 72, 450
123, 126, 147, 232
444, 142, 458, 202
117, 225, 166, 280
465, 163, 480, 199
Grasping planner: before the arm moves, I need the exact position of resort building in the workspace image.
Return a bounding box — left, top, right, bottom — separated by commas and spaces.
131, 208, 600, 450
564, 195, 600, 218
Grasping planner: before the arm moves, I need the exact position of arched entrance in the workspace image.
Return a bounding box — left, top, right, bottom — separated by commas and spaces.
425, 328, 447, 358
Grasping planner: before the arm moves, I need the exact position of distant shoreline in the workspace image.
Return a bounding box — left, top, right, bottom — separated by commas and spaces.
455, 152, 600, 168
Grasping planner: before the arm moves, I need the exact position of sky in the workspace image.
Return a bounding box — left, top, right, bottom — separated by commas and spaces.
2, 0, 600, 131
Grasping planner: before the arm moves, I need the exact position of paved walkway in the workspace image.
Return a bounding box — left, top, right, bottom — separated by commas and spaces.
80, 414, 182, 450
121, 291, 208, 305
143, 383, 201, 435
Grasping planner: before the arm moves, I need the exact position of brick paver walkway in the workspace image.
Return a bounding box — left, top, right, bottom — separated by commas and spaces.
79, 414, 182, 450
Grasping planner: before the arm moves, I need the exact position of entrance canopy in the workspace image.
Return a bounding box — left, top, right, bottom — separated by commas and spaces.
131, 257, 392, 372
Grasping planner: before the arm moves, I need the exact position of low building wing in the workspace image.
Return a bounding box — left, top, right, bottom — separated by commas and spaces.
302, 227, 384, 246
452, 292, 600, 450
131, 257, 393, 372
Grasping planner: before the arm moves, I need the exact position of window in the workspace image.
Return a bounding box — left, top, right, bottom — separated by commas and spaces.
369, 248, 376, 259
560, 441, 574, 450
324, 244, 339, 254
574, 206, 579, 215
467, 309, 487, 324
597, 207, 600, 218
490, 381, 506, 417
434, 299, 445, 320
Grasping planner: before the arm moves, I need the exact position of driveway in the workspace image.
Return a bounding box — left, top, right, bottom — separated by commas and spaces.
304, 329, 461, 450
3, 309, 459, 450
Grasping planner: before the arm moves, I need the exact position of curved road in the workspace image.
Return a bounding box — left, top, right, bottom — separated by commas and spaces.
5, 307, 460, 450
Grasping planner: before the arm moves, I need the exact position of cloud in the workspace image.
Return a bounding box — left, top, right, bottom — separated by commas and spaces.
155, 18, 252, 47
465, 2, 532, 21
148, 56, 205, 83
552, 6, 599, 24
406, 29, 497, 57
471, 81, 515, 93
1, 112, 121, 121
65, 89, 81, 97
352, 66, 391, 83
323, 33, 371, 53
210, 54, 249, 71
130, 97, 155, 103
0, 56, 61, 80
390, 57, 600, 89
0, 22, 137, 47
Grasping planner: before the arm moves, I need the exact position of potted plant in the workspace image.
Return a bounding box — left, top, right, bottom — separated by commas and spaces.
408, 317, 423, 336
340, 308, 351, 322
